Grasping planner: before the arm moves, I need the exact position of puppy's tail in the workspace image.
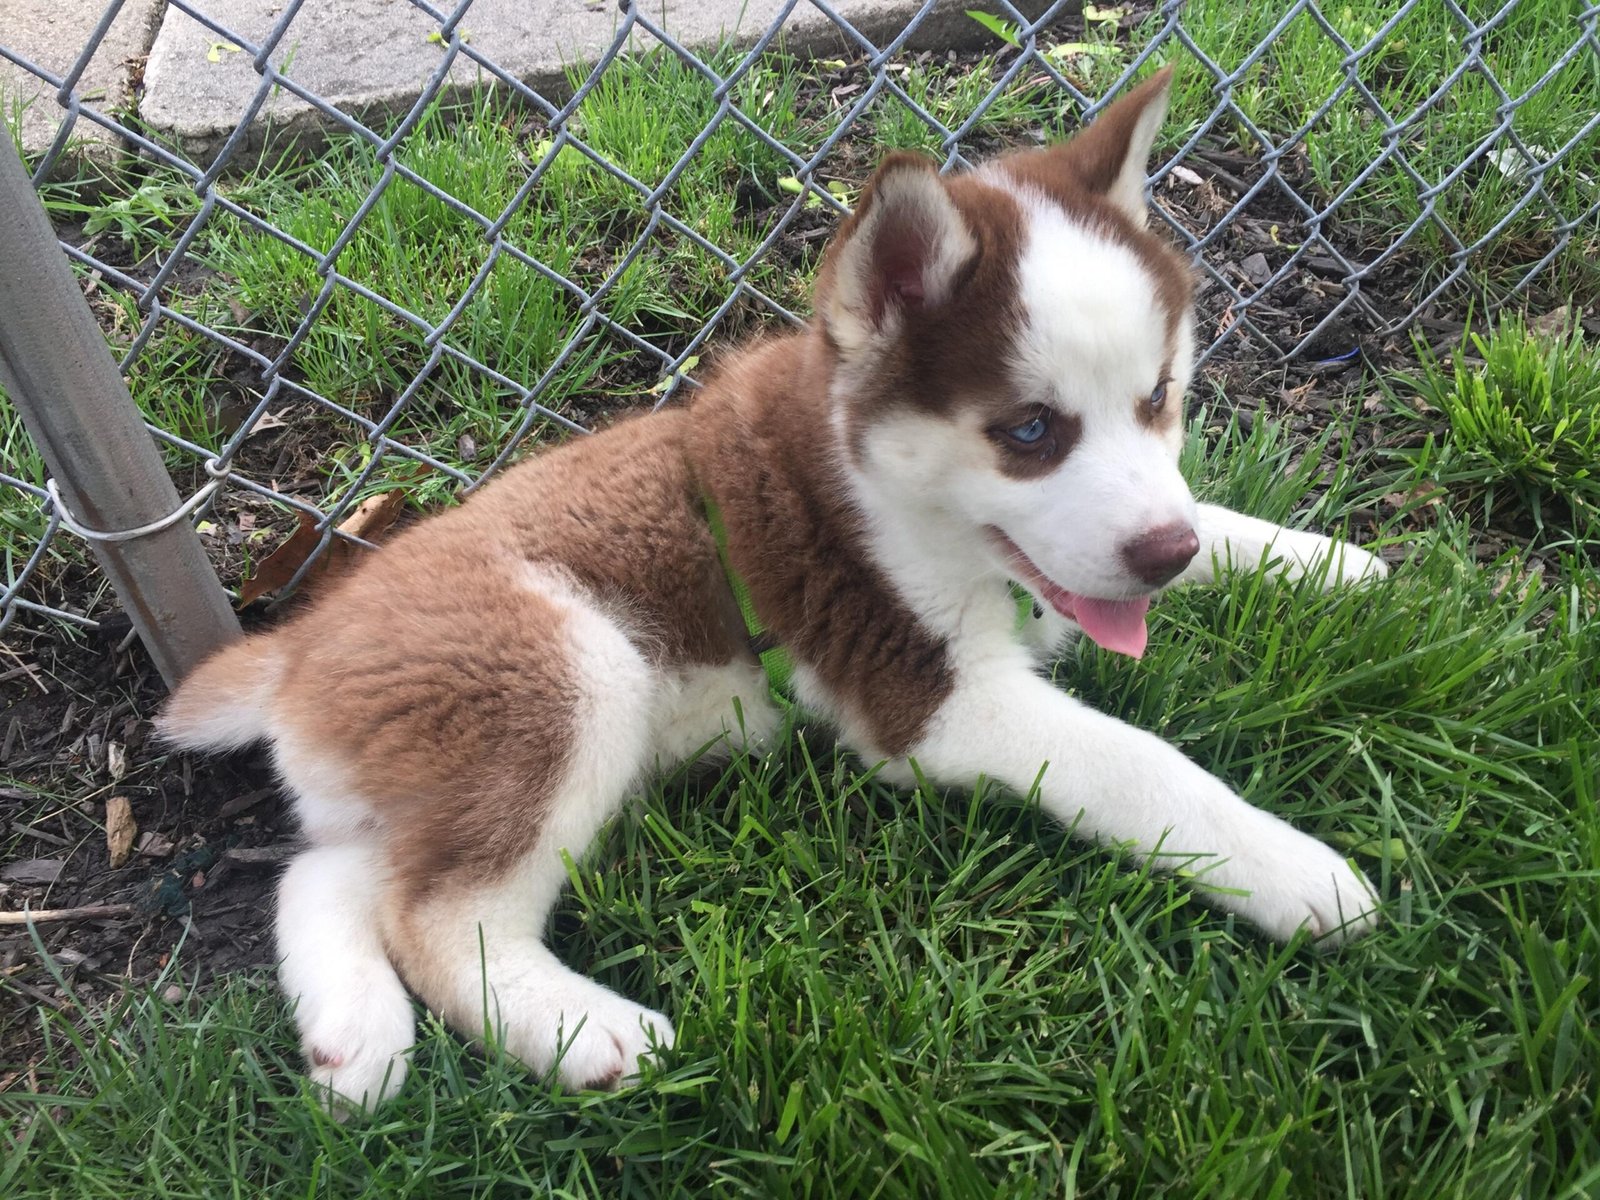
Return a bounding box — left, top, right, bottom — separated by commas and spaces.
156, 636, 285, 752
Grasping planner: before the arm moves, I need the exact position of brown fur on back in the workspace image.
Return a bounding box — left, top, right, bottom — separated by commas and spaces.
261, 412, 749, 892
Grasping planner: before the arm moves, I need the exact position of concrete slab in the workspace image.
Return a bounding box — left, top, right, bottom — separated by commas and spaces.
140, 0, 1057, 164
1, 0, 166, 172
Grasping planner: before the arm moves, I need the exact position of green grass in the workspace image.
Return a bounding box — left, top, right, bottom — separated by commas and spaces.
4, 408, 1598, 1198
1155, 0, 1600, 299
1383, 316, 1600, 540
962, 1, 1600, 298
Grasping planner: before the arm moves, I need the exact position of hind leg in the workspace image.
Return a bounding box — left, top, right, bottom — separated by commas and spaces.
277, 843, 415, 1109
390, 871, 675, 1089
385, 778, 676, 1089
385, 593, 675, 1088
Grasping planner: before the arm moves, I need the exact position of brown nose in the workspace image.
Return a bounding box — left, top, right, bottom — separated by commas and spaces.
1121, 522, 1200, 587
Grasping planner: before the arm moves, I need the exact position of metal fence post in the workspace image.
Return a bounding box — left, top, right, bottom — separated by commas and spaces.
0, 134, 240, 685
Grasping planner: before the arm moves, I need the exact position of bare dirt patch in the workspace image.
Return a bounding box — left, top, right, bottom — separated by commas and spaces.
1, 627, 281, 1070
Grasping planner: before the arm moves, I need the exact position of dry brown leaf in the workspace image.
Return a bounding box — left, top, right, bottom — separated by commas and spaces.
236, 511, 322, 607
137, 831, 175, 858
105, 795, 137, 869
245, 411, 290, 438
1491, 559, 1545, 602
236, 490, 407, 607
306, 491, 408, 588
1528, 305, 1573, 338
106, 741, 127, 781
1382, 482, 1445, 512
334, 490, 407, 545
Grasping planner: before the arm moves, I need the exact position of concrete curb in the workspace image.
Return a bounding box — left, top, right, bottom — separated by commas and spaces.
3, 1, 1062, 176
1, 0, 166, 175
137, 0, 1055, 167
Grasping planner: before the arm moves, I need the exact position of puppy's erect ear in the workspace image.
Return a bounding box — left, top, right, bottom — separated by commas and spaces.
1048, 66, 1173, 226
818, 152, 976, 353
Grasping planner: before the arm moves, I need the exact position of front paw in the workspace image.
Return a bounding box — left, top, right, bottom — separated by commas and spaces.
1329, 542, 1389, 587
1193, 817, 1380, 946
1267, 527, 1389, 590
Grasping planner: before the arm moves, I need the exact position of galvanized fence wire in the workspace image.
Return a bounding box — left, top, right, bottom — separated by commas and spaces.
1, 0, 1597, 638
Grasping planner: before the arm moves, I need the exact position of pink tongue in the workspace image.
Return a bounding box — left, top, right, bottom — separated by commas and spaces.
1067, 594, 1152, 659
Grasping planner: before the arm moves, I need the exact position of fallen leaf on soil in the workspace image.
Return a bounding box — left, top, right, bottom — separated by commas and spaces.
105, 796, 137, 869
1528, 305, 1573, 338
106, 741, 127, 781
236, 511, 322, 607
217, 787, 276, 821
1045, 41, 1120, 61
244, 411, 290, 439
1492, 559, 1545, 602
1382, 483, 1445, 515
1, 858, 65, 884
136, 831, 175, 858
1169, 164, 1204, 186
308, 490, 408, 583
237, 490, 407, 607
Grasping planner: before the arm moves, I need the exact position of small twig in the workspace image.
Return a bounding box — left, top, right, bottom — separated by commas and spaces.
0, 644, 47, 695
1187, 150, 1251, 196
222, 844, 294, 865
0, 974, 65, 1011
0, 903, 136, 926
8, 820, 72, 848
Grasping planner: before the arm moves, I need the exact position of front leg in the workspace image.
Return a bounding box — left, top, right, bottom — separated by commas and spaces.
1177, 502, 1388, 589
904, 670, 1379, 944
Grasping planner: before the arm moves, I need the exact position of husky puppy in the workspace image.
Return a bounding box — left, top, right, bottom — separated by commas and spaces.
161, 67, 1386, 1109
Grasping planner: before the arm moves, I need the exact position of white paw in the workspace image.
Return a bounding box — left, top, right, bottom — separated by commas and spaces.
1330, 542, 1389, 587
552, 995, 675, 1090
493, 982, 675, 1090
1192, 816, 1380, 947
1266, 528, 1389, 590
293, 976, 416, 1113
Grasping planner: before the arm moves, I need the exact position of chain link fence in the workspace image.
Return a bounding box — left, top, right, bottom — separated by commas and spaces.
2, 0, 1597, 652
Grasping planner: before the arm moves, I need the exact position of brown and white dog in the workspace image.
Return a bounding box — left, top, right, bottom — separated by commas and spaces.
160, 68, 1386, 1109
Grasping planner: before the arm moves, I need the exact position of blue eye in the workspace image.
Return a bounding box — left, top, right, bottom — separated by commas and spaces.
1149, 381, 1168, 411
1007, 415, 1049, 445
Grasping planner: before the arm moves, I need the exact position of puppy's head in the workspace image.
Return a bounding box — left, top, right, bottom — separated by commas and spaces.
815, 67, 1197, 657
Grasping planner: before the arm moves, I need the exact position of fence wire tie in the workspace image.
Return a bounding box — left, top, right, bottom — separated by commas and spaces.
46, 470, 224, 545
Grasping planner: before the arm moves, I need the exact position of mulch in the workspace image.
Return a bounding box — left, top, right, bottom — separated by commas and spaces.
1, 627, 281, 1069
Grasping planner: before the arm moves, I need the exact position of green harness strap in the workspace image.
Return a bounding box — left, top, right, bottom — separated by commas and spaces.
1011, 581, 1042, 633
704, 497, 796, 696
704, 498, 1040, 699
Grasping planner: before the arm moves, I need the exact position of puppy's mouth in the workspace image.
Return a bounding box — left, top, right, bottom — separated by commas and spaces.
989, 529, 1151, 660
